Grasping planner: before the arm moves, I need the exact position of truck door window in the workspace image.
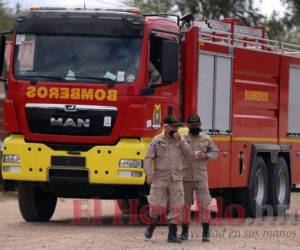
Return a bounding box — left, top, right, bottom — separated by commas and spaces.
149, 35, 163, 85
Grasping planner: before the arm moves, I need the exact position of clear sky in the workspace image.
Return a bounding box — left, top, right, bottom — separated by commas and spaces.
7, 0, 285, 17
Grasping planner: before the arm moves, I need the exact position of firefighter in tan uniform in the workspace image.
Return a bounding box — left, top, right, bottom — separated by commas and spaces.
144, 116, 191, 243
181, 114, 218, 242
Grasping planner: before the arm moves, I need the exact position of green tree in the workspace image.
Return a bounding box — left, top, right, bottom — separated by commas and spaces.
264, 12, 286, 40
127, 0, 299, 44
127, 0, 263, 24
284, 0, 300, 26
197, 0, 263, 25
0, 0, 14, 32
282, 0, 300, 43
175, 0, 199, 15
262, 0, 300, 44
127, 0, 173, 13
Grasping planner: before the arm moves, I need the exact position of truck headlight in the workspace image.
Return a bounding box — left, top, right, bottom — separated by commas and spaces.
3, 154, 21, 164
119, 159, 143, 168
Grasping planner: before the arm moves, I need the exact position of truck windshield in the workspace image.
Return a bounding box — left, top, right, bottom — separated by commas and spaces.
14, 34, 142, 83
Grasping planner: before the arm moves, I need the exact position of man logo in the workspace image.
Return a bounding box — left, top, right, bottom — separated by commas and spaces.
65, 105, 77, 112
50, 118, 90, 128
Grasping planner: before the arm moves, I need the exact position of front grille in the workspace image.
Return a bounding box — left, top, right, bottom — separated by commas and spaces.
51, 156, 86, 167
25, 103, 117, 136
49, 168, 88, 183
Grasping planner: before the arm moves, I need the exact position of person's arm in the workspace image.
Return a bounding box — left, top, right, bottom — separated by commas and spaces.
206, 137, 219, 160
144, 139, 156, 184
174, 133, 193, 157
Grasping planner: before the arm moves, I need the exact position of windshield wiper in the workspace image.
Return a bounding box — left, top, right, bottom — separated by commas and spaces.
18, 75, 67, 84
74, 76, 116, 86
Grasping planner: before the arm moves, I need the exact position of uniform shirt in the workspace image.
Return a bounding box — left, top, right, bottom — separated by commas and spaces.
183, 133, 218, 181
144, 133, 191, 181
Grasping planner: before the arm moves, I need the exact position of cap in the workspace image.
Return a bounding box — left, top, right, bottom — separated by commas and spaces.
187, 114, 201, 125
164, 116, 180, 127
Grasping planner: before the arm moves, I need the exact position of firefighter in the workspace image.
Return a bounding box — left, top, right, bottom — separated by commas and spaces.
180, 114, 218, 242
144, 116, 191, 243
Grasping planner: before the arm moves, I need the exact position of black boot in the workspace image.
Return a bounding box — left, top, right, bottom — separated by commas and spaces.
144, 219, 157, 239
202, 222, 210, 242
180, 223, 189, 241
167, 224, 182, 243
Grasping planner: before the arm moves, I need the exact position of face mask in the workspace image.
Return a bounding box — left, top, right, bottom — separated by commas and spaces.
190, 127, 201, 136
169, 130, 177, 138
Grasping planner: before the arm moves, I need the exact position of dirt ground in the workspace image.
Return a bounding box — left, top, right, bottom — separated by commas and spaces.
0, 192, 300, 250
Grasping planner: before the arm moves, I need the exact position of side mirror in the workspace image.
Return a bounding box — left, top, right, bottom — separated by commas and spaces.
0, 34, 5, 75
161, 40, 178, 83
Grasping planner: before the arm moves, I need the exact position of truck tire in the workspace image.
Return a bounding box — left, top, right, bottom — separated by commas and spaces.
218, 191, 238, 218
0, 167, 2, 191
119, 199, 130, 214
0, 150, 3, 190
18, 182, 57, 222
268, 157, 290, 216
237, 156, 268, 217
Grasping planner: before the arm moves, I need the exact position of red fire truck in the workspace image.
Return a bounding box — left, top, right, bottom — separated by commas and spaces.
1, 7, 300, 221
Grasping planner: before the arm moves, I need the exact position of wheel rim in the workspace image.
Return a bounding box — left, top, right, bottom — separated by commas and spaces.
277, 169, 287, 204
254, 168, 265, 205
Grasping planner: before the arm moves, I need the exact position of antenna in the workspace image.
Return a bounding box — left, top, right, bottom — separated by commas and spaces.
84, 0, 86, 10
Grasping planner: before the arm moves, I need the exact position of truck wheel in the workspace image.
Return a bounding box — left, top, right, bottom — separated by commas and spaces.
218, 191, 239, 218
119, 199, 130, 214
268, 157, 290, 216
0, 150, 3, 190
18, 182, 57, 222
0, 169, 2, 191
238, 156, 268, 217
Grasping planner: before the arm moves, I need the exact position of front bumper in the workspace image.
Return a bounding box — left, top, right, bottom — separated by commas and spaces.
2, 134, 148, 185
